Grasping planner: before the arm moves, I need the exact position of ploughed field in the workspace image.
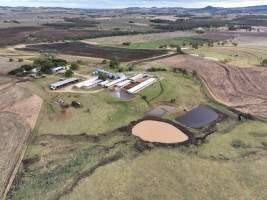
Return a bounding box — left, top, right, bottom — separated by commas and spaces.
0, 76, 42, 199
158, 55, 267, 118
0, 26, 126, 47
19, 42, 169, 62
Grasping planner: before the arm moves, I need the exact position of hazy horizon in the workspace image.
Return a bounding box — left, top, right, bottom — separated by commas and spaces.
0, 0, 267, 9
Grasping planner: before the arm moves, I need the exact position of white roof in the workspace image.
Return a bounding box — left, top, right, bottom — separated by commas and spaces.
105, 77, 127, 87
127, 78, 156, 94
99, 80, 109, 86
75, 77, 102, 88
52, 66, 65, 71
116, 79, 131, 87
130, 74, 144, 81
50, 78, 79, 88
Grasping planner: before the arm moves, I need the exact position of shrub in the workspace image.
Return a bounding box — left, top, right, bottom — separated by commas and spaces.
122, 42, 131, 46
231, 140, 251, 149
261, 59, 267, 67
109, 57, 120, 69
70, 63, 79, 70
176, 45, 183, 54
65, 69, 74, 77
147, 67, 167, 72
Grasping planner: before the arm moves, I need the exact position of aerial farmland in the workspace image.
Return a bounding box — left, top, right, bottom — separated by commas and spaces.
0, 4, 266, 200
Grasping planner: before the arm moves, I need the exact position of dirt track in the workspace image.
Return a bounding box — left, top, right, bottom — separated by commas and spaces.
157, 55, 267, 118
0, 76, 43, 199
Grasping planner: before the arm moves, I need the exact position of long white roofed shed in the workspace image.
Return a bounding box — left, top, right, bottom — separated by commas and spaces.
127, 78, 156, 94
74, 77, 102, 89
50, 78, 79, 90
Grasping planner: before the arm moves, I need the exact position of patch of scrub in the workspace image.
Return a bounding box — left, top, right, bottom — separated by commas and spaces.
132, 120, 189, 144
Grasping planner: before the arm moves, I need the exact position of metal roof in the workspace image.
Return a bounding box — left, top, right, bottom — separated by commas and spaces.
50, 78, 79, 88
127, 78, 156, 94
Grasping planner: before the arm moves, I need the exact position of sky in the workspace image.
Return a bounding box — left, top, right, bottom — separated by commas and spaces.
0, 0, 267, 9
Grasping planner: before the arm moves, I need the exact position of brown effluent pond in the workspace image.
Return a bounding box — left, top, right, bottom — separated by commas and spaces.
132, 120, 189, 144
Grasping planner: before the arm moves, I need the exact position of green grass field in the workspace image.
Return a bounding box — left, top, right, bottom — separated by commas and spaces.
185, 45, 267, 67
126, 37, 210, 49
9, 66, 267, 200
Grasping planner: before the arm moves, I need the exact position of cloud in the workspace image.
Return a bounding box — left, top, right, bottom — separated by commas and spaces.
0, 0, 266, 8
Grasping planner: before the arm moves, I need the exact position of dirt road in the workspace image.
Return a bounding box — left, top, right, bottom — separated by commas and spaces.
157, 55, 267, 118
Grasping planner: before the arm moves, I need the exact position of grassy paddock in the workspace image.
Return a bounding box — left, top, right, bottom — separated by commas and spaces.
127, 37, 210, 49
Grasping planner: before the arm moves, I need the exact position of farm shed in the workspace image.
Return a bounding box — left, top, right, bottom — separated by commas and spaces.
51, 66, 65, 73
105, 76, 127, 88
74, 77, 102, 89
50, 78, 79, 90
127, 78, 157, 94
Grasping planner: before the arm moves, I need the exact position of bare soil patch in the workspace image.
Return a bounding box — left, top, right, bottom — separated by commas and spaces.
19, 42, 169, 62
145, 105, 177, 117
132, 120, 189, 144
158, 55, 267, 118
0, 112, 29, 199
0, 76, 43, 199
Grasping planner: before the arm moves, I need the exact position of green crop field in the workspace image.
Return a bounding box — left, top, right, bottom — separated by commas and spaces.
126, 37, 210, 49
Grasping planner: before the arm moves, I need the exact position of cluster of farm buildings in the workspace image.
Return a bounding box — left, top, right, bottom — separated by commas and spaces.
49, 69, 157, 95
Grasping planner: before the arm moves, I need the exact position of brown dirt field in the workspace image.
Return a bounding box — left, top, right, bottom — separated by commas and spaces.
0, 76, 43, 199
132, 120, 189, 144
0, 26, 118, 47
157, 55, 267, 118
0, 112, 30, 199
0, 57, 22, 75
19, 42, 169, 62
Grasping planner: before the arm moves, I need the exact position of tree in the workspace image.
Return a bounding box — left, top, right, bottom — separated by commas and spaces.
70, 63, 79, 70
141, 95, 147, 101
65, 70, 74, 77
208, 41, 214, 47
176, 45, 183, 54
192, 70, 198, 78
261, 59, 267, 67
232, 42, 238, 47
109, 57, 120, 69
98, 72, 107, 80
192, 42, 199, 49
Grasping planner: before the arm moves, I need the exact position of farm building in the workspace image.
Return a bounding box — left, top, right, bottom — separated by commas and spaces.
127, 78, 157, 94
99, 80, 109, 86
130, 74, 144, 81
94, 69, 116, 79
50, 78, 80, 90
115, 79, 132, 88
51, 66, 65, 73
104, 76, 127, 88
74, 77, 102, 89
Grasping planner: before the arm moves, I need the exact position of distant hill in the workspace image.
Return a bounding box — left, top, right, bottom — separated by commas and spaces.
0, 5, 266, 15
